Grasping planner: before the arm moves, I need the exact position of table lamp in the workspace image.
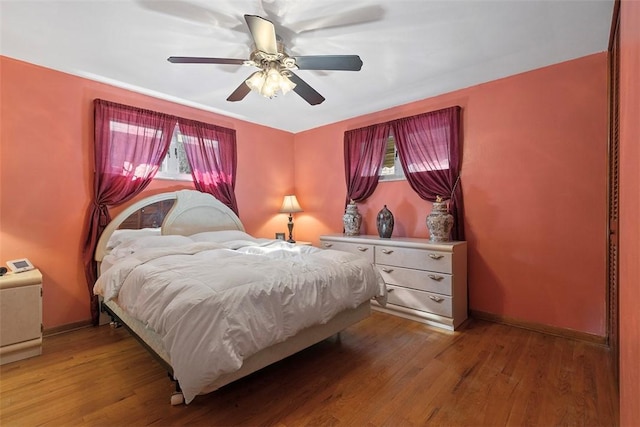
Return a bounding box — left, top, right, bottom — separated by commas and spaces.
279, 195, 303, 243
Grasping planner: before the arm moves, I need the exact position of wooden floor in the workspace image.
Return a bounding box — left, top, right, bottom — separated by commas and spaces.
0, 312, 619, 426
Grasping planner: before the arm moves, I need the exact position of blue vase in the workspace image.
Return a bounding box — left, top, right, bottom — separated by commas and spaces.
376, 205, 394, 238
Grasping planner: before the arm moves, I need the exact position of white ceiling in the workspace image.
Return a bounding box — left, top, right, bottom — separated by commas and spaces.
1, 0, 613, 133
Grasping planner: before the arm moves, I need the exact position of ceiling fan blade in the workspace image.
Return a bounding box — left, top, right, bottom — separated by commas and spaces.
244, 15, 278, 54
168, 56, 246, 65
293, 55, 363, 71
288, 72, 325, 105
226, 75, 253, 102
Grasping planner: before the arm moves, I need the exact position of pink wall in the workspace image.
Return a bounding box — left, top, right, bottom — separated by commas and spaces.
0, 57, 294, 328
0, 52, 611, 340
618, 0, 640, 423
295, 53, 609, 336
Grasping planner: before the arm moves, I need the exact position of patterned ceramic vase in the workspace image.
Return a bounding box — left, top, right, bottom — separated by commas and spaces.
343, 200, 362, 236
426, 196, 454, 242
376, 205, 394, 238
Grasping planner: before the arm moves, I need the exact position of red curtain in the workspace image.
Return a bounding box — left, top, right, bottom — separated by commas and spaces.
82, 99, 175, 325
178, 118, 239, 215
390, 106, 464, 240
343, 122, 391, 204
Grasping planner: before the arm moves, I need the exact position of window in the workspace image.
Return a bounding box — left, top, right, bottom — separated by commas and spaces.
402, 124, 450, 174
405, 155, 449, 173
108, 120, 166, 180
379, 133, 405, 181
380, 124, 451, 180
156, 125, 192, 181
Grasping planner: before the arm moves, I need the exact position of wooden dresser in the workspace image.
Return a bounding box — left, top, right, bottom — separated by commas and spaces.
319, 234, 467, 331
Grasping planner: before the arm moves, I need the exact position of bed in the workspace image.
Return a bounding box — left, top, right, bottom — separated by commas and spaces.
93, 190, 386, 405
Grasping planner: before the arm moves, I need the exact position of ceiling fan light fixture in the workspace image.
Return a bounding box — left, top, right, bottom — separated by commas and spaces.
246, 71, 266, 92
279, 74, 296, 95
245, 64, 296, 98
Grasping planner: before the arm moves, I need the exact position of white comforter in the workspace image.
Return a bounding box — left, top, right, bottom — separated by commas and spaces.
94, 234, 385, 403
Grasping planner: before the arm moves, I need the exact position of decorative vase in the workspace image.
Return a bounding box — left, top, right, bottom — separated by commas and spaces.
426, 196, 454, 242
376, 205, 394, 238
343, 200, 362, 236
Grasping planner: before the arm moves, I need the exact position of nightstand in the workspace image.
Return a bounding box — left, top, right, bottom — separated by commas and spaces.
294, 241, 312, 246
0, 269, 43, 365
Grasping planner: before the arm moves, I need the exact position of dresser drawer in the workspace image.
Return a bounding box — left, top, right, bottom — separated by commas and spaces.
375, 246, 452, 273
377, 265, 452, 295
387, 285, 452, 318
320, 240, 374, 263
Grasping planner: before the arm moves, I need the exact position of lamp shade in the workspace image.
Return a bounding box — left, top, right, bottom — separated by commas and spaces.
279, 195, 303, 213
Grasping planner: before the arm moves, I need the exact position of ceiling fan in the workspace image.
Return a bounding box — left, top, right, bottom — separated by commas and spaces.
167, 14, 363, 105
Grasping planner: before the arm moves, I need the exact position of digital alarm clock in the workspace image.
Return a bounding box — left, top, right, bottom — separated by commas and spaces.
6, 258, 35, 273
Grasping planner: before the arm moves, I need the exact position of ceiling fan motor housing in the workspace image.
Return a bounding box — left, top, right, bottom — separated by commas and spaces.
247, 49, 297, 72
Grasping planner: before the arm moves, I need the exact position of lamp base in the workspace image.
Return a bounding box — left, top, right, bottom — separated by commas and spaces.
287, 214, 295, 243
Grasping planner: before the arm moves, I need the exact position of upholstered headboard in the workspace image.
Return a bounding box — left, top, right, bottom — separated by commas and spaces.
94, 190, 244, 262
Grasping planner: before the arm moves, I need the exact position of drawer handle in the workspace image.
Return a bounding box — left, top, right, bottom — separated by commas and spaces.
428, 253, 444, 260
381, 249, 394, 254
323, 243, 333, 248
429, 295, 444, 303
357, 247, 368, 252
428, 274, 444, 281
381, 268, 394, 273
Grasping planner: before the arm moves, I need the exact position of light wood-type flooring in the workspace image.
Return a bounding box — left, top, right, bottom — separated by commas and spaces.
0, 312, 619, 426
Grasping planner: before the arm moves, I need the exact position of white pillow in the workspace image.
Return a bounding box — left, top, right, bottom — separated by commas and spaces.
189, 230, 257, 243
106, 228, 161, 249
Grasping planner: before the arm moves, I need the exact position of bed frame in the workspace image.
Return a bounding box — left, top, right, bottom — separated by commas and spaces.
94, 189, 371, 405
